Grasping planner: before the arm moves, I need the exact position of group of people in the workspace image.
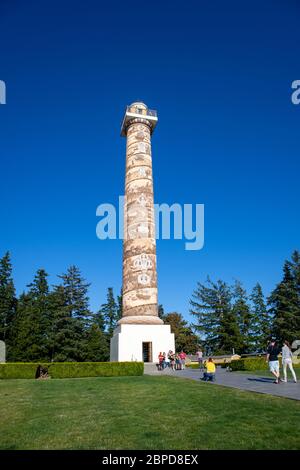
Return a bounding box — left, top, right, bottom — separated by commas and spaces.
157, 350, 187, 371
156, 340, 298, 385
267, 339, 297, 384
198, 340, 298, 384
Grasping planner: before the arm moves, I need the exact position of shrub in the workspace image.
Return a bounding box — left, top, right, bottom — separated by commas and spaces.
230, 357, 300, 371
0, 362, 144, 379
48, 362, 144, 378
0, 363, 40, 379
186, 362, 200, 369
230, 358, 267, 371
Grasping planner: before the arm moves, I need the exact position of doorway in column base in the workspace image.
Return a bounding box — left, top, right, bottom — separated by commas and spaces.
142, 342, 152, 362
110, 324, 175, 363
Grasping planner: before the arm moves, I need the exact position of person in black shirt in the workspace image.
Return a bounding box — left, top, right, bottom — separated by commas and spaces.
266, 339, 282, 384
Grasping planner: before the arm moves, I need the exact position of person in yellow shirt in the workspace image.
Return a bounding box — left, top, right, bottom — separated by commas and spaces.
202, 358, 216, 381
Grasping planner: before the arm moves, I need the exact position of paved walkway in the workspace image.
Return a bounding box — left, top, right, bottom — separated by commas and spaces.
144, 365, 300, 401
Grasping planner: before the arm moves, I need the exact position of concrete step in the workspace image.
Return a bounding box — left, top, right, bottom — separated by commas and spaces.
143, 362, 182, 376
143, 363, 158, 374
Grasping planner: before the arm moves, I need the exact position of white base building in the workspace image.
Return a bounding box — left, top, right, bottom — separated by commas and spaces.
110, 324, 175, 362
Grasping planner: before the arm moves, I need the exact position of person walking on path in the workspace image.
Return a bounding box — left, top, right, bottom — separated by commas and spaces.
266, 339, 282, 384
179, 351, 187, 370
282, 340, 297, 383
196, 349, 203, 370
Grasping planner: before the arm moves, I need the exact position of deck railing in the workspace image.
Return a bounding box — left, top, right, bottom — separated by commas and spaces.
127, 105, 157, 117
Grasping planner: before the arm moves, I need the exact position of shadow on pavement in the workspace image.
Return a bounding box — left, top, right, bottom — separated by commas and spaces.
247, 377, 275, 383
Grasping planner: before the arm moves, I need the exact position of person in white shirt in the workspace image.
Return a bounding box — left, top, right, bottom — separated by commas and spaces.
282, 340, 297, 383
196, 349, 203, 370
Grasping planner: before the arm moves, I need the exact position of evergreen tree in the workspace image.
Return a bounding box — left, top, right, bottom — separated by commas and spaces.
164, 312, 199, 353
93, 308, 106, 331
218, 305, 242, 355
0, 252, 17, 355
47, 285, 76, 361
250, 283, 270, 352
100, 287, 118, 337
57, 265, 92, 327
232, 280, 252, 353
11, 269, 51, 361
83, 324, 109, 362
117, 288, 123, 322
11, 292, 32, 361
158, 304, 165, 321
288, 250, 300, 311
190, 278, 241, 354
268, 260, 300, 344
49, 266, 92, 361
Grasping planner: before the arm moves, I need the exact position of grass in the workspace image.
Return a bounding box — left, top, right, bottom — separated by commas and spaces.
0, 375, 300, 450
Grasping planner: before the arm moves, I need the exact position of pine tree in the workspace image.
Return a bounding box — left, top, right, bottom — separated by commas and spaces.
288, 250, 300, 287
11, 292, 32, 361
57, 266, 92, 327
49, 266, 92, 361
0, 252, 17, 356
190, 277, 241, 354
232, 280, 252, 353
47, 285, 74, 361
84, 324, 109, 362
288, 250, 300, 315
11, 269, 51, 361
100, 287, 118, 337
164, 312, 199, 353
268, 261, 300, 344
117, 288, 123, 322
158, 304, 165, 321
250, 283, 270, 352
218, 304, 242, 355
93, 308, 106, 331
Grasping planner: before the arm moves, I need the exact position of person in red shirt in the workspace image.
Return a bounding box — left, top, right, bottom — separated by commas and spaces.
179, 351, 187, 370
158, 352, 164, 371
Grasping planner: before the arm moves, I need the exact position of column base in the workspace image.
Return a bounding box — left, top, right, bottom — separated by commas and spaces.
110, 324, 175, 362
118, 315, 163, 325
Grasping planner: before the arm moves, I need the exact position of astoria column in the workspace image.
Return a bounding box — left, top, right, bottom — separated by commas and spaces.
119, 102, 163, 325
110, 102, 174, 362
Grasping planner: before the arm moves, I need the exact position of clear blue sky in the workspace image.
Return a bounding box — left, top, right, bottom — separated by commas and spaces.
1, 0, 299, 321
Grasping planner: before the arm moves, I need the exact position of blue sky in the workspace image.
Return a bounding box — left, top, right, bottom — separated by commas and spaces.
0, 0, 299, 321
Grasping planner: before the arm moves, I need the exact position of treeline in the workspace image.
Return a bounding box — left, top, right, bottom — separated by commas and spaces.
190, 250, 300, 355
1, 250, 299, 361
0, 253, 122, 362
158, 308, 199, 354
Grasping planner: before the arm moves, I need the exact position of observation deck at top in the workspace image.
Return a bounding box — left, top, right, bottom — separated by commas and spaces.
120, 102, 158, 137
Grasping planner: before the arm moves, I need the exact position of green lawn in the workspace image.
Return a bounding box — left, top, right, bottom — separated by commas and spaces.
0, 375, 300, 450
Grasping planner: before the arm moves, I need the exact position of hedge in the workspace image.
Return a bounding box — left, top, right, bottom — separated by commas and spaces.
230, 357, 300, 371
0, 362, 144, 379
